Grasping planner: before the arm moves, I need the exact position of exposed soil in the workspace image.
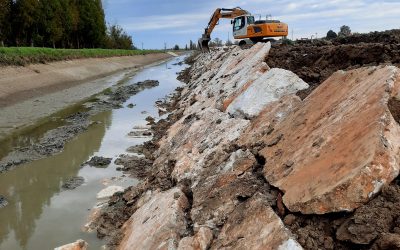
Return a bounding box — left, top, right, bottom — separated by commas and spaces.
267, 29, 400, 99
62, 176, 85, 190
0, 80, 160, 173
283, 180, 400, 250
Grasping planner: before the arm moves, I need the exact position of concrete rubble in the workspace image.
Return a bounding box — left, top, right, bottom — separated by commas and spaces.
118, 187, 189, 250
250, 66, 400, 214
96, 185, 124, 199
96, 41, 400, 250
54, 240, 88, 250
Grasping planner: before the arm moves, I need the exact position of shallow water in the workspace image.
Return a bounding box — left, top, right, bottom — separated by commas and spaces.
0, 55, 187, 250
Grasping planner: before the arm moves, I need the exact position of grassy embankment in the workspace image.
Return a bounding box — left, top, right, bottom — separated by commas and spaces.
0, 47, 162, 66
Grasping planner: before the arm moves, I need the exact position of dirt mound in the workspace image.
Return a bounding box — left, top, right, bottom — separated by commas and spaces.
267, 29, 400, 99
333, 29, 400, 45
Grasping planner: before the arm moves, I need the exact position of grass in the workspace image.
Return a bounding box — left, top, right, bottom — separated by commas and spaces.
0, 47, 162, 66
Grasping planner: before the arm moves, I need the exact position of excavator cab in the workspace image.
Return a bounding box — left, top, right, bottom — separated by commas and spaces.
233, 15, 254, 37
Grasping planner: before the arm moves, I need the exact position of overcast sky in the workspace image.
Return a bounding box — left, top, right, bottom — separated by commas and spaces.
103, 0, 400, 49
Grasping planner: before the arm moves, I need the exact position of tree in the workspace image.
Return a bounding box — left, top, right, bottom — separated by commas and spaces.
0, 0, 11, 46
225, 39, 233, 46
338, 25, 351, 37
213, 38, 223, 47
173, 44, 180, 50
326, 30, 338, 40
185, 44, 188, 50
105, 24, 133, 49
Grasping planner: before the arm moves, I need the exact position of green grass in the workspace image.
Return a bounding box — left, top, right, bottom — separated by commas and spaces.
0, 47, 162, 66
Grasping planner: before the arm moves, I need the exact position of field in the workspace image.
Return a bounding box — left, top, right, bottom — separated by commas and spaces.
0, 47, 162, 66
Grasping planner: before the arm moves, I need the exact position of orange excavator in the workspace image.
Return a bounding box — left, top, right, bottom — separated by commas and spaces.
199, 7, 288, 52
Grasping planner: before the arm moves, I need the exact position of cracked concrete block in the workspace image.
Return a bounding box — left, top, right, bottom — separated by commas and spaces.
251, 66, 400, 214
226, 68, 308, 118
118, 187, 189, 250
211, 194, 302, 250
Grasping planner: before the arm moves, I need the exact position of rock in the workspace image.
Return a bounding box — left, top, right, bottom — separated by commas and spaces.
153, 108, 249, 183
62, 176, 85, 190
114, 155, 153, 178
178, 227, 213, 250
96, 185, 124, 199
118, 187, 189, 250
251, 66, 400, 214
226, 68, 309, 118
54, 239, 88, 250
86, 156, 112, 167
0, 195, 8, 208
211, 194, 302, 250
180, 43, 272, 116
83, 206, 102, 233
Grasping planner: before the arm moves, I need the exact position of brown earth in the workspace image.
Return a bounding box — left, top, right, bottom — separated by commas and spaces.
267, 29, 400, 99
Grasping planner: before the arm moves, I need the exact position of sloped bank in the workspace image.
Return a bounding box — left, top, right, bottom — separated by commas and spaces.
95, 44, 400, 250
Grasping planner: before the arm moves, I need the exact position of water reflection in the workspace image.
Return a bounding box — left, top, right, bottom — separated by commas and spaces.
0, 55, 187, 249
0, 110, 111, 249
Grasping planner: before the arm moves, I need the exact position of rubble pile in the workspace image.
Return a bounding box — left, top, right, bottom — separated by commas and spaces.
96, 37, 400, 250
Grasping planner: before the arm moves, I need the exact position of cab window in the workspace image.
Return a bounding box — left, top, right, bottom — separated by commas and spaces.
247, 16, 255, 25
233, 16, 245, 31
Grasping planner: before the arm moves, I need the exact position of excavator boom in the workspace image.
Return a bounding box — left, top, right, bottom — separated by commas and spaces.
199, 8, 249, 52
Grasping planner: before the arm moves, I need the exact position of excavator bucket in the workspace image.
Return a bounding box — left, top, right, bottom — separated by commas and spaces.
198, 36, 211, 53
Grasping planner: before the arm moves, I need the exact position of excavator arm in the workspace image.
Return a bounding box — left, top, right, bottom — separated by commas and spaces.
199, 8, 250, 52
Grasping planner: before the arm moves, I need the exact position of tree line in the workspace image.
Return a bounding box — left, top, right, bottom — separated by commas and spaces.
0, 0, 133, 49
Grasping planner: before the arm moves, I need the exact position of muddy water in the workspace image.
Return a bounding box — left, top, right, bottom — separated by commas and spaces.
0, 56, 187, 250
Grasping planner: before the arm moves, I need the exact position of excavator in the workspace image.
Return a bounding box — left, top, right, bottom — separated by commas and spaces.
199, 7, 288, 52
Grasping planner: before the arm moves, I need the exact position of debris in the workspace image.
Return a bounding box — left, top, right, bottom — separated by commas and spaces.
86, 156, 112, 167
96, 186, 124, 200
62, 176, 85, 190
54, 240, 88, 250
118, 188, 189, 250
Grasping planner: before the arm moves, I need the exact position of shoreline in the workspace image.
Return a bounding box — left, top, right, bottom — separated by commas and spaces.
0, 53, 175, 141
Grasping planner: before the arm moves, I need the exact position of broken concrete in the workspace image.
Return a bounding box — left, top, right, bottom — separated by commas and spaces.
118, 187, 189, 250
211, 194, 302, 250
250, 66, 400, 214
54, 240, 88, 250
97, 186, 124, 200
226, 68, 308, 118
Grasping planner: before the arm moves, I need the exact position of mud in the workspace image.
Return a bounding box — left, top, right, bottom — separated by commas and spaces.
0, 80, 160, 173
0, 195, 8, 209
62, 176, 85, 190
86, 156, 112, 167
267, 29, 400, 99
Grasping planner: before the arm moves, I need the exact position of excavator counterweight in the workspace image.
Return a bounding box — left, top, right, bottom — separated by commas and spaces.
199, 7, 288, 52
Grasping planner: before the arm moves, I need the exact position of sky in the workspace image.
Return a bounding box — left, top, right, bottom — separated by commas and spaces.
103, 0, 400, 49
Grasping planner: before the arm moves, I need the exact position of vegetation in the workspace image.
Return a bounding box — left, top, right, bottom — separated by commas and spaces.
0, 0, 133, 49
338, 25, 351, 37
326, 30, 338, 39
0, 47, 160, 66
